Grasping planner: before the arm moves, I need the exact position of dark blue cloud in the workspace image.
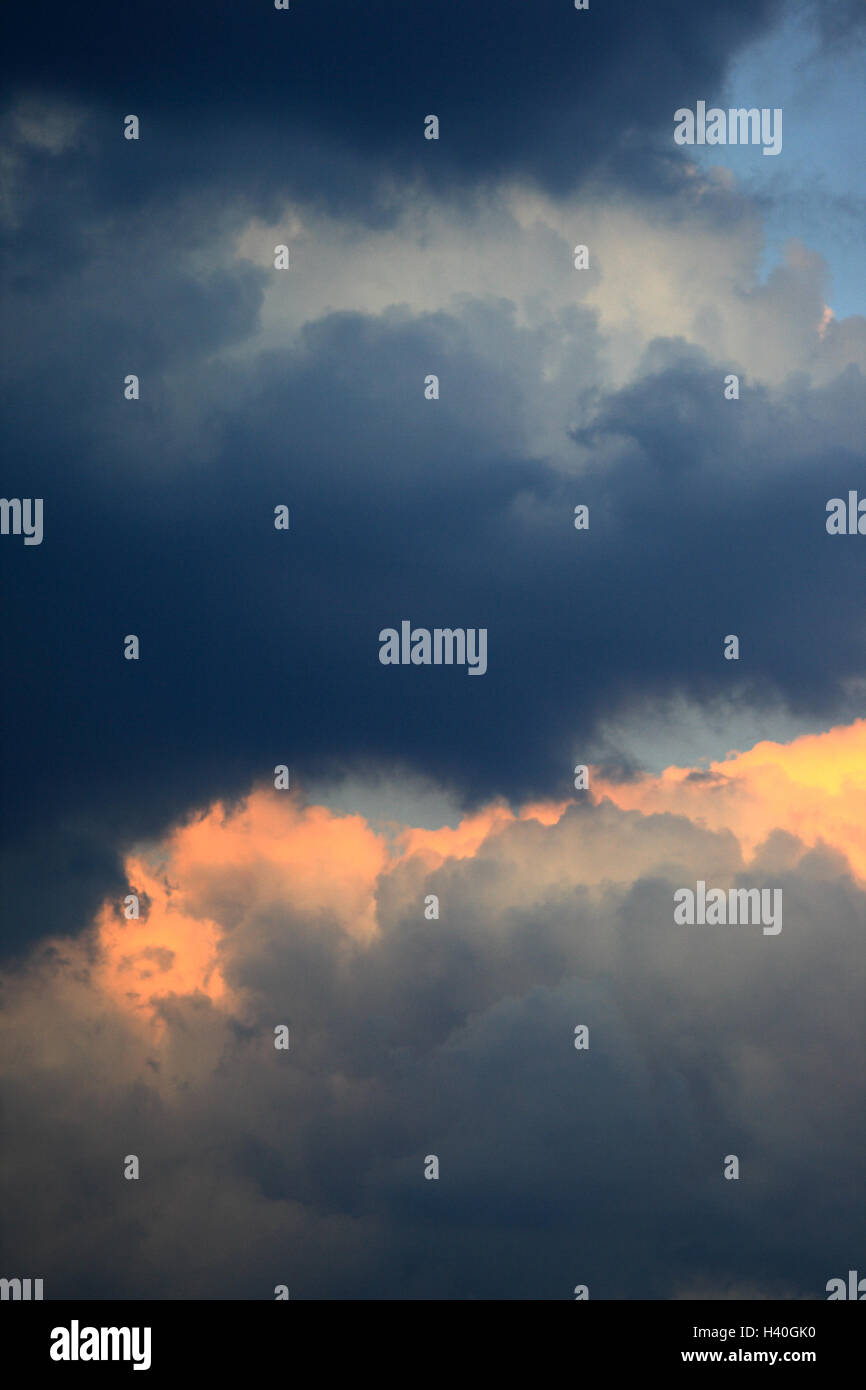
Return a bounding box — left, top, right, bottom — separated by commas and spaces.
2, 0, 862, 963
2, 271, 865, 953
4, 0, 786, 210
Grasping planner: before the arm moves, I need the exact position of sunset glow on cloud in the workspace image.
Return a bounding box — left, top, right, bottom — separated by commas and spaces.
75, 717, 866, 1031
2, 717, 864, 1301
594, 718, 866, 877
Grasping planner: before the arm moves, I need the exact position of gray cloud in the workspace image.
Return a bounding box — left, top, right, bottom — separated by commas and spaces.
1, 794, 863, 1297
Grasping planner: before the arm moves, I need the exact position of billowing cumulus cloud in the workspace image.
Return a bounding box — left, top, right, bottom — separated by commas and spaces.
1, 723, 863, 1297
596, 717, 866, 874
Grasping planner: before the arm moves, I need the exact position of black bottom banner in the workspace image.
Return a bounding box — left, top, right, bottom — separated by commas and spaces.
3, 1299, 861, 1377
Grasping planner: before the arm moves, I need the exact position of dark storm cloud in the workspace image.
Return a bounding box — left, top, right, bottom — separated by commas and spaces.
2, 0, 787, 211
2, 157, 866, 955
1, 0, 862, 962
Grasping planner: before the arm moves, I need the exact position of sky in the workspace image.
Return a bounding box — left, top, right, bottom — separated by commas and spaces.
689, 0, 866, 319
1, 0, 864, 1300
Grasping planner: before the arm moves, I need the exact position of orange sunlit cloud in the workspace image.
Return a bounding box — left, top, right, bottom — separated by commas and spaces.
395, 797, 569, 863
593, 718, 866, 878
93, 853, 228, 1019
93, 795, 391, 1023
89, 720, 866, 1026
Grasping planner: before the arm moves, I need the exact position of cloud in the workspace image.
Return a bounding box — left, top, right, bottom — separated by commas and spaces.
1, 723, 864, 1297
2, 0, 863, 1307
2, 4, 865, 974
813, 0, 866, 48
3, 130, 866, 959
3, 0, 786, 207
594, 717, 866, 874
